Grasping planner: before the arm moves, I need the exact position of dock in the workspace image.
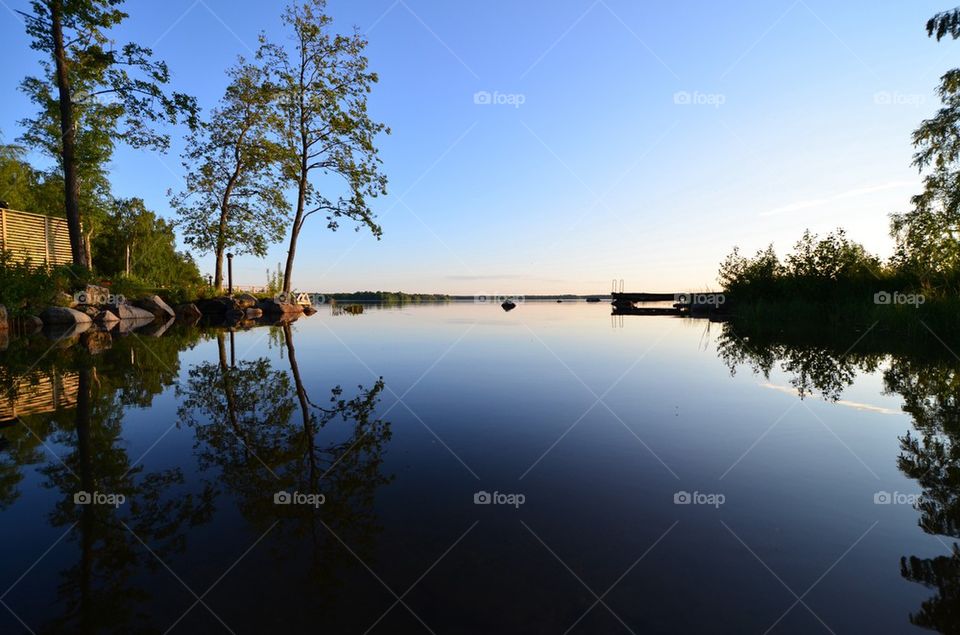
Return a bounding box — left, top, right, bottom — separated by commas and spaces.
609, 290, 730, 320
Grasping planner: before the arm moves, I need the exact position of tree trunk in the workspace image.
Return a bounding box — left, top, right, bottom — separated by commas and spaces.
50, 0, 87, 267
213, 245, 225, 291
214, 142, 243, 292
75, 368, 93, 633
283, 173, 307, 294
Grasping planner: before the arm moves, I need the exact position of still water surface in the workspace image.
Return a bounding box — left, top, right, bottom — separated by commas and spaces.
0, 302, 955, 633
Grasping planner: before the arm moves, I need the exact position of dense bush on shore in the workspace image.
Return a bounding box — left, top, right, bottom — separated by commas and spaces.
718, 228, 960, 334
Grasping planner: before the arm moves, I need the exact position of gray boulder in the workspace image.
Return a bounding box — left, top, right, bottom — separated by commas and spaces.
134, 295, 175, 318
115, 303, 155, 320
95, 310, 120, 327
41, 306, 93, 325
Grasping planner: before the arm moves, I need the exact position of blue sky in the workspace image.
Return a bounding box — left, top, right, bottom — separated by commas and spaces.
0, 0, 956, 294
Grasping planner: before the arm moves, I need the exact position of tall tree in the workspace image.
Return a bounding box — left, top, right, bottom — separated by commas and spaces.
18, 0, 197, 267
891, 7, 960, 288
171, 61, 289, 290
259, 0, 389, 294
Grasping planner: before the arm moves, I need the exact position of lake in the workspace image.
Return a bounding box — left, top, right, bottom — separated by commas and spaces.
0, 301, 955, 634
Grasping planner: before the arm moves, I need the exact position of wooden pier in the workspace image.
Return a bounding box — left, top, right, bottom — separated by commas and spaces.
610, 291, 730, 320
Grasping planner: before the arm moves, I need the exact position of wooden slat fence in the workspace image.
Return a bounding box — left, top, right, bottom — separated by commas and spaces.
0, 208, 74, 267
0, 371, 79, 422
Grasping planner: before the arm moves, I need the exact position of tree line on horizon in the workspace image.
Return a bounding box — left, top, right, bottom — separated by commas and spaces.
0, 0, 387, 296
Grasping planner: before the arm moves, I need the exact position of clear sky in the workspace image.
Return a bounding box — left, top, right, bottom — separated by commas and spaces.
0, 0, 956, 294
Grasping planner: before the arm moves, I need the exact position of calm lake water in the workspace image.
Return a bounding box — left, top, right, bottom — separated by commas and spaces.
0, 301, 956, 633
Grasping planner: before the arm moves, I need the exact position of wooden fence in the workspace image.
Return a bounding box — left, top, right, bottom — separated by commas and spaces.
0, 207, 74, 267
0, 370, 79, 422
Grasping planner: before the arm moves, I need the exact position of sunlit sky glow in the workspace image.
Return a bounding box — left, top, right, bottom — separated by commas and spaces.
0, 0, 955, 294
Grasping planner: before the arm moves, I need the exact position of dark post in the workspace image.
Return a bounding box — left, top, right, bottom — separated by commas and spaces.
227, 253, 234, 295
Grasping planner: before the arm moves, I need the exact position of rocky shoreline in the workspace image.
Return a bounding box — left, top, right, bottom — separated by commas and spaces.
0, 285, 318, 353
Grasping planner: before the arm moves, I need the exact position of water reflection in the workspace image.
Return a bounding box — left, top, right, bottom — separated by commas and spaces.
176, 324, 393, 610
0, 323, 393, 632
717, 322, 960, 632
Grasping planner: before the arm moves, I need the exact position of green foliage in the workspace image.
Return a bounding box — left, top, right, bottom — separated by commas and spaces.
19, 0, 198, 153
927, 8, 960, 41
0, 251, 91, 316
265, 263, 284, 295
0, 144, 42, 210
18, 0, 198, 265
888, 12, 960, 292
171, 61, 289, 287
259, 0, 390, 291
720, 229, 894, 304
92, 197, 203, 289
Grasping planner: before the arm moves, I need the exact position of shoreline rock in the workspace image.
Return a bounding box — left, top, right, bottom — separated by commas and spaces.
115, 303, 155, 321
41, 306, 93, 326
258, 298, 304, 315
134, 295, 175, 319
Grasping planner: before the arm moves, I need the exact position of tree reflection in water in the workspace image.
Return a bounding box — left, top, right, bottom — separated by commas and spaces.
717, 323, 960, 633
0, 322, 393, 632
176, 324, 392, 599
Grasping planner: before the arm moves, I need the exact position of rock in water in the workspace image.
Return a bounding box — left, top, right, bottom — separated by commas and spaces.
501, 301, 516, 311
115, 303, 155, 321
41, 307, 93, 325
258, 298, 304, 315
95, 310, 120, 327
134, 295, 175, 318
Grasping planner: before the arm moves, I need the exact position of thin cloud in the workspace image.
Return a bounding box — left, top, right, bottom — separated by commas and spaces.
761, 180, 918, 217
760, 383, 899, 414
